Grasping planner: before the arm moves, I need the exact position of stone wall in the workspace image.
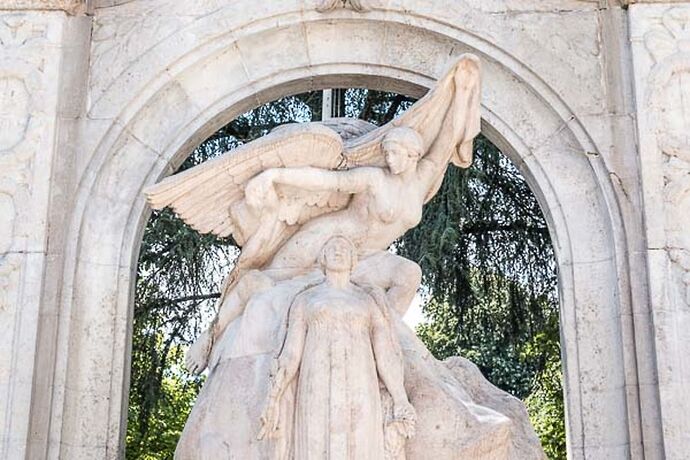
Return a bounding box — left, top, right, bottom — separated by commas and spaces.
0, 7, 90, 459
0, 1, 686, 459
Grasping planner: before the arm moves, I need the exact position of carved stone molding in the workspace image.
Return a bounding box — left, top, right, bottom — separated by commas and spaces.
317, 0, 371, 13
0, 0, 85, 14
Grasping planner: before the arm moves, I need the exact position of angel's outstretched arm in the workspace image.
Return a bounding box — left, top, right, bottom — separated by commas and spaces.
250, 166, 382, 197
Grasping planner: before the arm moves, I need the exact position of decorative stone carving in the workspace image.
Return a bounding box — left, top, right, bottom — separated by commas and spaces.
146, 55, 545, 459
0, 191, 15, 254
0, 13, 45, 49
317, 0, 371, 12
0, 255, 19, 311
257, 236, 415, 459
645, 7, 690, 160
0, 14, 45, 156
645, 7, 690, 307
0, 76, 29, 151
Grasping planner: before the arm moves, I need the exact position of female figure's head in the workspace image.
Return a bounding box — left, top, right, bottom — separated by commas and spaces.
382, 127, 424, 175
319, 235, 357, 274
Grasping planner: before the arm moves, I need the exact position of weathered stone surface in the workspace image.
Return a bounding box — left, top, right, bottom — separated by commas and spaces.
629, 4, 690, 458
0, 1, 688, 459
0, 0, 85, 14
146, 57, 543, 459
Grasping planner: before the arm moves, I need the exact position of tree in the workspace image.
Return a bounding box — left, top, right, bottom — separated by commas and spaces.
126, 89, 565, 459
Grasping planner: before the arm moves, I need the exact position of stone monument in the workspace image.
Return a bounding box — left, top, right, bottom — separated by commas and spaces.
145, 55, 545, 460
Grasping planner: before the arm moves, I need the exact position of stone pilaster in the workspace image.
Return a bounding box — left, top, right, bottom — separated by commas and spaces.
0, 8, 90, 460
629, 4, 690, 459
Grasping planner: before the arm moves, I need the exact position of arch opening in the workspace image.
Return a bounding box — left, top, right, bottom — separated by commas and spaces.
53, 18, 632, 460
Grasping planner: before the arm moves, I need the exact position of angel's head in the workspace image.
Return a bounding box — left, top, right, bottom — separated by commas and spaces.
382, 127, 424, 175
319, 235, 357, 274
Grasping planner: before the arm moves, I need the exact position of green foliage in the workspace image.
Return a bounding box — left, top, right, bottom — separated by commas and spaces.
524, 317, 567, 459
127, 89, 566, 459
399, 135, 559, 396
399, 134, 566, 458
127, 349, 204, 460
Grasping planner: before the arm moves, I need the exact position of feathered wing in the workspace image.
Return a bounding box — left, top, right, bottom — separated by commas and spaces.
343, 54, 482, 173
145, 123, 347, 246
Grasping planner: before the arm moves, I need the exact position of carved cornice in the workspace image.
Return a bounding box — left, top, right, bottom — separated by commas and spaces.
317, 0, 370, 13
0, 1, 85, 15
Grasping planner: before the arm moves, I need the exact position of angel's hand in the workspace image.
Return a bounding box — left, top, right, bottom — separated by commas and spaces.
257, 396, 281, 440
384, 423, 406, 457
392, 400, 417, 439
245, 170, 279, 209
454, 55, 480, 87
185, 329, 212, 374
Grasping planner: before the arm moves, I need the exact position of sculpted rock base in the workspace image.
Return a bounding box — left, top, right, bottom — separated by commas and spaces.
176, 308, 544, 460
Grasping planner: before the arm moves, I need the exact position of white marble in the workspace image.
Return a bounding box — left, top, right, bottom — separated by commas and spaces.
146, 56, 543, 459
629, 4, 690, 458
0, 1, 688, 459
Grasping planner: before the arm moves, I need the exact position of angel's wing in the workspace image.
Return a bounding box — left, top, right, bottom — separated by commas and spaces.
145, 123, 344, 242
320, 118, 377, 141
343, 54, 481, 169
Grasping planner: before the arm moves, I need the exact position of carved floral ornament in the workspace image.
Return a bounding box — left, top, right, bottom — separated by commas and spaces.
0, 13, 47, 295
644, 7, 690, 160
317, 0, 371, 13
0, 15, 44, 153
0, 13, 45, 50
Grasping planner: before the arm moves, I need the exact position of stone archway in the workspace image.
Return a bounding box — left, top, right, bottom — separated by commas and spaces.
42, 6, 637, 460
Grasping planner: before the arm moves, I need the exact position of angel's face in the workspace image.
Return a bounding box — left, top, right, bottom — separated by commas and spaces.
322, 237, 354, 273
384, 143, 419, 175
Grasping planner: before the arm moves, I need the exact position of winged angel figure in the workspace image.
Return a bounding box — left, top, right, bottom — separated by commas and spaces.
148, 55, 478, 289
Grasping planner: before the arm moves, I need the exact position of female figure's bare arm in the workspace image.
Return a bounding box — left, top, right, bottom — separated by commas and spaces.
185, 287, 247, 375
185, 271, 274, 375
214, 271, 274, 339
258, 298, 308, 440
371, 303, 416, 437
249, 166, 382, 197
371, 306, 407, 405
273, 299, 308, 392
